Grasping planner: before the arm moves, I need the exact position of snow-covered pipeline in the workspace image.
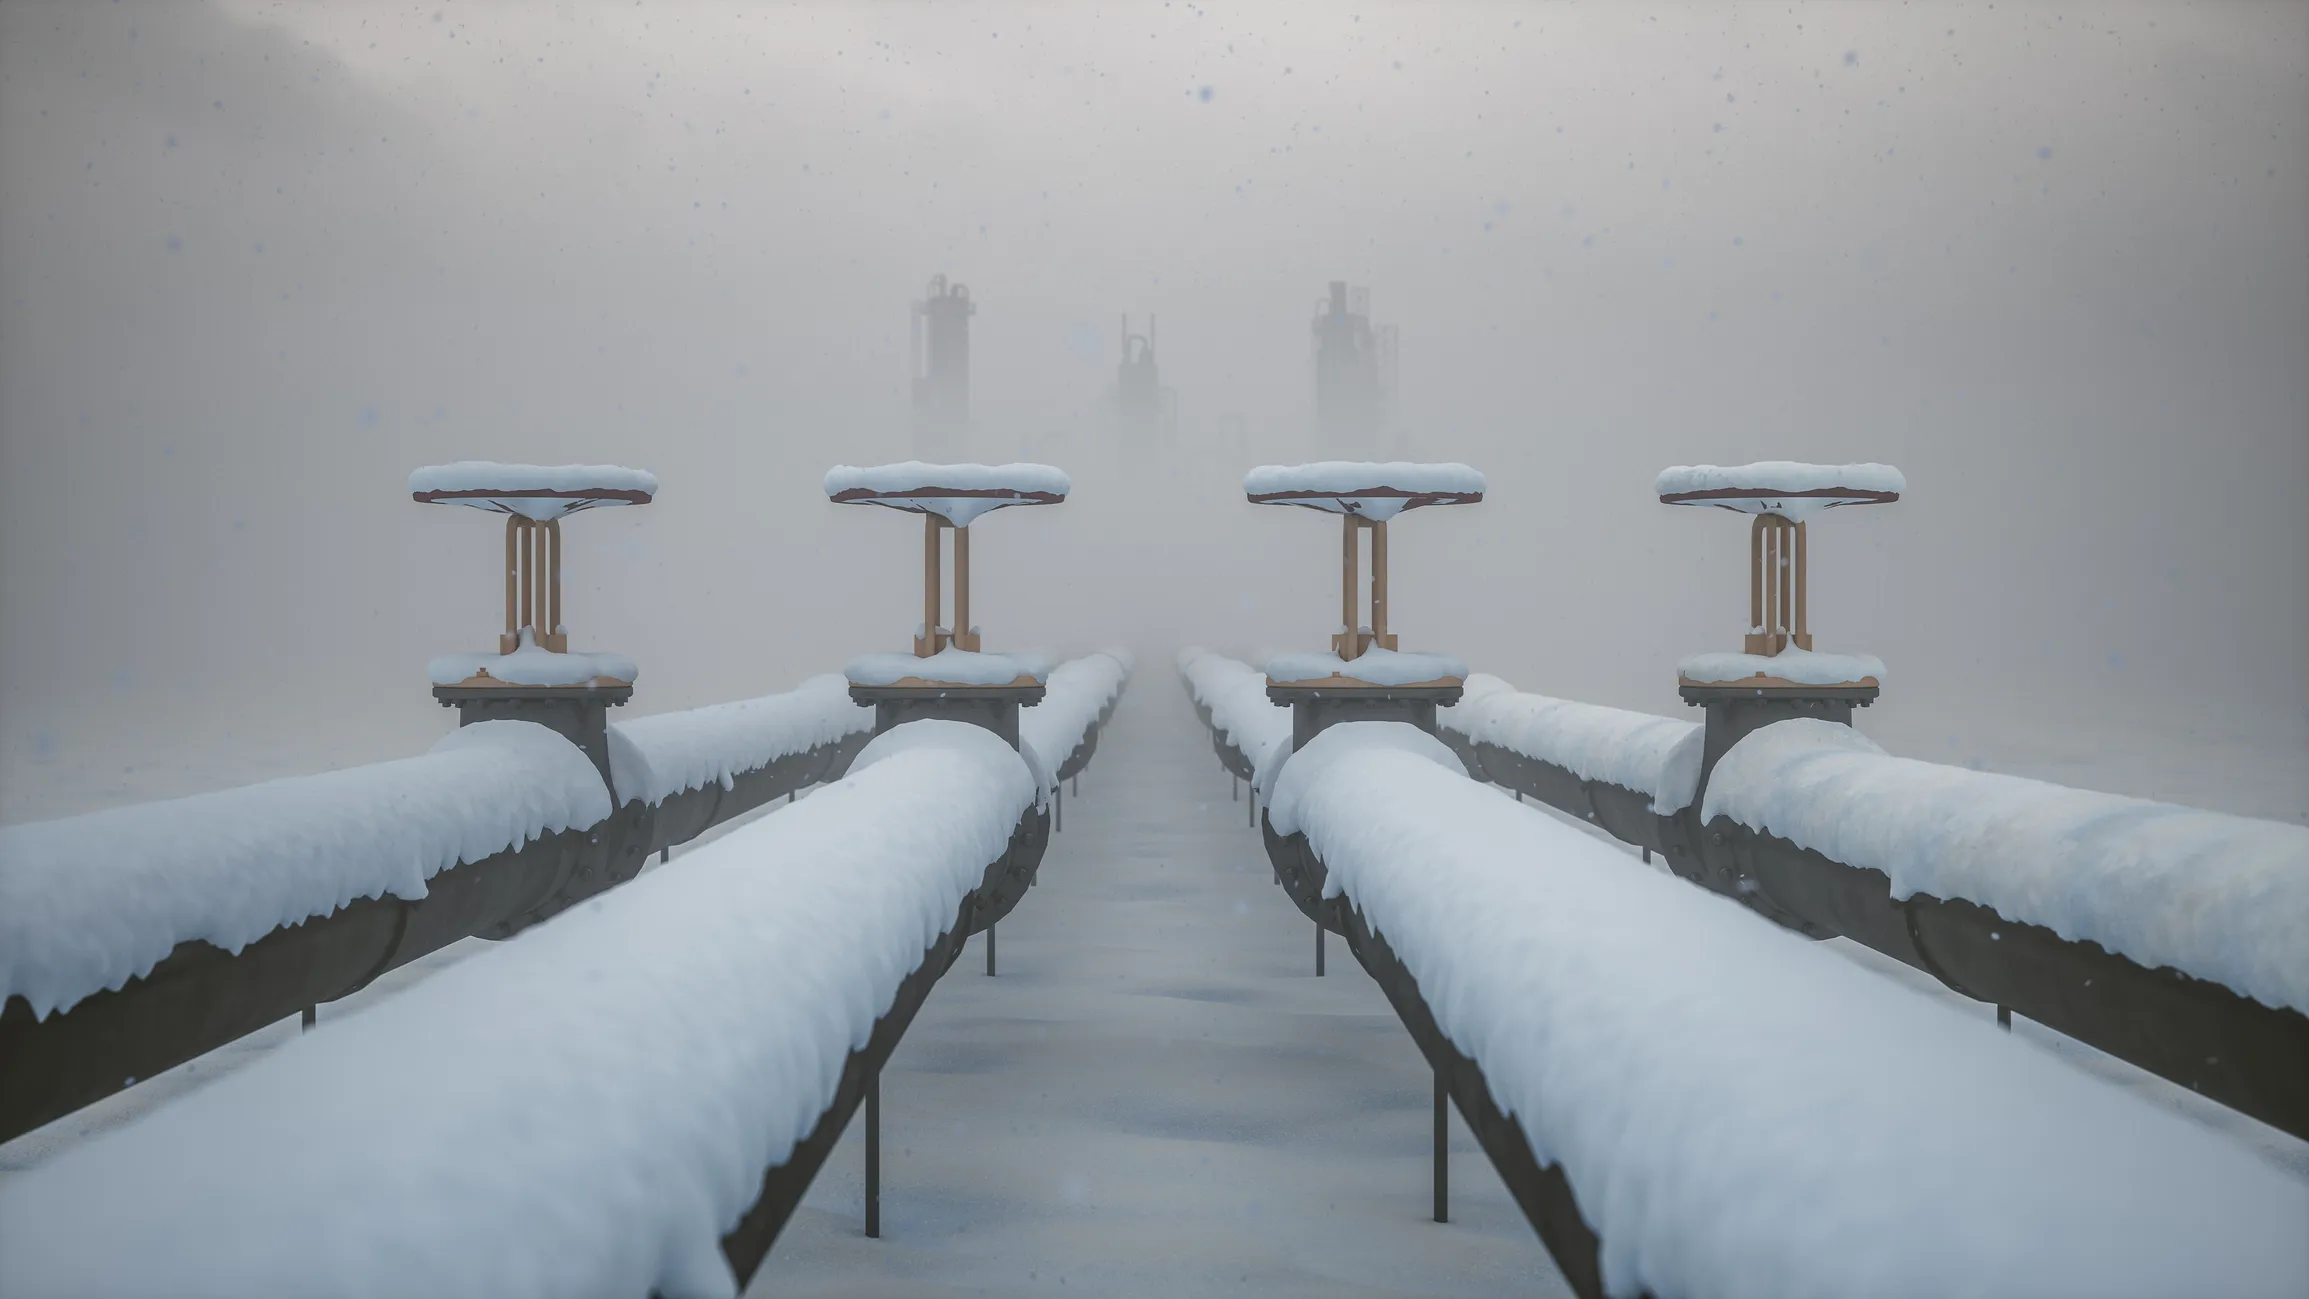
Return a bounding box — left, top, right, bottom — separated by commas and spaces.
1434, 670, 2309, 1022
1021, 649, 1133, 782
1265, 721, 2309, 1299
0, 673, 881, 1023
1437, 672, 1704, 814
0, 721, 612, 1022
0, 720, 1042, 1299
1704, 718, 2309, 1018
1176, 647, 1292, 787
608, 673, 873, 807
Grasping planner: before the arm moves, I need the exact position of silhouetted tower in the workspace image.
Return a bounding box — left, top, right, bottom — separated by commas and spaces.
1311, 281, 1396, 457
911, 275, 974, 459
1116, 314, 1177, 455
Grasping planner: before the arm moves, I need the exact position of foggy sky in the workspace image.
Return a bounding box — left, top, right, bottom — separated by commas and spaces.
2, 1, 2303, 821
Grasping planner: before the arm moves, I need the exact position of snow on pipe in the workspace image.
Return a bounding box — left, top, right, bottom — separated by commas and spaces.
959, 652, 1129, 942
1176, 648, 1291, 789
1181, 670, 2309, 1280
888, 650, 1128, 958
1259, 721, 2309, 1299
0, 678, 876, 1144
612, 676, 877, 858
1701, 719, 2309, 1022
607, 673, 873, 809
1437, 675, 2309, 1139
1090, 647, 1135, 729
0, 721, 614, 1025
1020, 651, 1133, 787
1440, 673, 1703, 814
0, 720, 1044, 1299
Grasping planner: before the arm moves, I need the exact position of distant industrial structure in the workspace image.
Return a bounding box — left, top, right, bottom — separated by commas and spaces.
911, 275, 974, 460
1115, 314, 1177, 458
1310, 281, 1397, 458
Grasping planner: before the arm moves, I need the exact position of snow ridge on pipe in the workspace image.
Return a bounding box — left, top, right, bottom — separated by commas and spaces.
0, 719, 1036, 1299
1439, 672, 1705, 813
1267, 721, 2309, 1299
0, 721, 610, 1021
1703, 718, 2309, 1016
1176, 648, 1292, 780
607, 673, 873, 807
1019, 651, 1131, 776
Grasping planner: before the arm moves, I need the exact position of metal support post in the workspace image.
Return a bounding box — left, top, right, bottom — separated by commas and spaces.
1433, 1069, 1449, 1223
864, 1068, 881, 1238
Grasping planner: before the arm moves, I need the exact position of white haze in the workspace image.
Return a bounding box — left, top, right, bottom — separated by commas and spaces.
1, 1, 2303, 822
